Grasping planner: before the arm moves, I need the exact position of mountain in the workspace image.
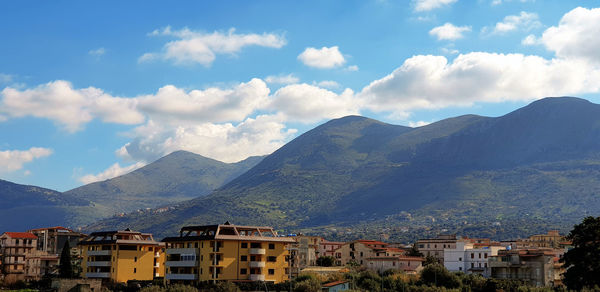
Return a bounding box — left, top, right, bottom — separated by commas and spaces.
65, 150, 263, 216
88, 97, 600, 241
0, 179, 92, 232
0, 151, 263, 232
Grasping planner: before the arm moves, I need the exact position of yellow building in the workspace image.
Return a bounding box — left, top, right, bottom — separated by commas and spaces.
163, 222, 295, 284
78, 229, 165, 283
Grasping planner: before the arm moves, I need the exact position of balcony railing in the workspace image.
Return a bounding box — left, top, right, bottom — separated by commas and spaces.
249, 248, 266, 255
166, 273, 198, 280
86, 272, 110, 278
166, 248, 197, 255
87, 261, 111, 267
166, 260, 197, 267
249, 261, 265, 268
250, 274, 265, 281
88, 250, 111, 256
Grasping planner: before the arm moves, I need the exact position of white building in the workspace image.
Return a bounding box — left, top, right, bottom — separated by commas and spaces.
444, 241, 504, 277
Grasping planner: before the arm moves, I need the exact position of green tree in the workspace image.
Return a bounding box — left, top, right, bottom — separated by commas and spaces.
294, 277, 321, 292
419, 264, 461, 289
316, 256, 335, 267
59, 241, 73, 278
561, 216, 600, 290
423, 255, 439, 266
406, 245, 423, 257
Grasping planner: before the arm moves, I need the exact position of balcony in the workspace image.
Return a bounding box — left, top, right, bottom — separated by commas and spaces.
87, 261, 111, 267
88, 250, 111, 256
166, 273, 198, 280
86, 272, 110, 278
166, 248, 197, 255
154, 252, 160, 258
166, 260, 197, 267
154, 263, 160, 268
250, 274, 265, 281
249, 261, 265, 268
249, 248, 266, 255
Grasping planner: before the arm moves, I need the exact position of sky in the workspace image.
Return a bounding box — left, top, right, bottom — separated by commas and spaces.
1, 0, 600, 191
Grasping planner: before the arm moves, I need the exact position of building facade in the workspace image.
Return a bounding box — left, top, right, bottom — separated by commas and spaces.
162, 223, 295, 284
416, 234, 458, 264
366, 256, 424, 274
78, 229, 165, 283
334, 240, 389, 266
318, 240, 344, 258
489, 249, 556, 287
0, 232, 38, 284
444, 241, 504, 277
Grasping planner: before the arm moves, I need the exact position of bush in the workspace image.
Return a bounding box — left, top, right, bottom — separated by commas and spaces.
419, 264, 461, 289
294, 277, 321, 292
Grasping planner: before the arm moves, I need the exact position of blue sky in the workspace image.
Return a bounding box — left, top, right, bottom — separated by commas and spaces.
1, 0, 600, 191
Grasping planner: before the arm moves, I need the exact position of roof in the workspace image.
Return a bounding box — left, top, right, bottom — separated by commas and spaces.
322, 281, 348, 288
3, 232, 37, 239
163, 223, 295, 243
28, 226, 76, 233
78, 229, 162, 246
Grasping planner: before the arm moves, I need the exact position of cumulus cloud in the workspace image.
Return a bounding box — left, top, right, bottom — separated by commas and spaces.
540, 7, 600, 64
429, 23, 471, 40
0, 81, 144, 132
359, 53, 600, 115
491, 0, 534, 6
79, 162, 146, 184
269, 84, 360, 123
298, 46, 346, 69
488, 11, 541, 34
117, 115, 296, 163
140, 27, 286, 66
345, 65, 359, 72
0, 147, 53, 173
414, 0, 457, 12
315, 80, 340, 89
521, 34, 538, 45
408, 121, 432, 127
265, 74, 300, 85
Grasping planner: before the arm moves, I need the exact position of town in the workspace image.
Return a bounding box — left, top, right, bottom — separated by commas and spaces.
0, 221, 579, 291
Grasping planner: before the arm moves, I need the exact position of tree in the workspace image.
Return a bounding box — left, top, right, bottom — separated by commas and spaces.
423, 255, 439, 266
59, 241, 73, 278
406, 245, 423, 257
316, 256, 335, 267
561, 216, 600, 290
419, 263, 461, 289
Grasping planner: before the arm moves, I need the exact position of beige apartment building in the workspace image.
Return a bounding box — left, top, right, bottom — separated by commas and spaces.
318, 239, 344, 258
334, 240, 389, 266
366, 256, 424, 274
489, 249, 556, 287
0, 232, 38, 283
416, 234, 459, 264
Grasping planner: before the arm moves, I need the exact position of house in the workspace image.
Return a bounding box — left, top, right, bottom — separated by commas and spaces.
162, 222, 295, 284
444, 241, 504, 277
489, 248, 556, 287
366, 256, 424, 274
28, 226, 86, 255
78, 229, 165, 283
334, 240, 389, 266
416, 234, 459, 264
318, 240, 344, 258
322, 280, 350, 292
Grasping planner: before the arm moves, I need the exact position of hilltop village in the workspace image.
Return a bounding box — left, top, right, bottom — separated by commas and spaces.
0, 222, 573, 291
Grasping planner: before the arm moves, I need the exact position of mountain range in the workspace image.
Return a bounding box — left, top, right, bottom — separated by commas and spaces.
84, 97, 600, 241
2, 97, 600, 242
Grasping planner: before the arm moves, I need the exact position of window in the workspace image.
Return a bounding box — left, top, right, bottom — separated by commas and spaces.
360, 252, 363, 257
240, 268, 247, 275
471, 253, 474, 259
250, 256, 256, 261
434, 244, 437, 248
459, 257, 462, 261
241, 255, 247, 261
484, 263, 487, 268
484, 253, 488, 259
195, 242, 198, 248
134, 268, 137, 273
241, 242, 248, 248
267, 256, 277, 262
418, 244, 424, 248
268, 269, 275, 275
459, 267, 462, 271
471, 263, 474, 268
269, 243, 275, 249
478, 253, 482, 259
134, 257, 137, 262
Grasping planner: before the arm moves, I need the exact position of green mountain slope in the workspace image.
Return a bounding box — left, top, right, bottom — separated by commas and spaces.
65, 151, 263, 216
88, 97, 600, 240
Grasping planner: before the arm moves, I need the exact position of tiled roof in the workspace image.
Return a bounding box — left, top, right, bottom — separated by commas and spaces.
4, 232, 37, 239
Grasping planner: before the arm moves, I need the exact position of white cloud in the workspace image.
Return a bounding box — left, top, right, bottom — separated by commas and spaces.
429, 23, 471, 40
414, 0, 457, 12
521, 34, 538, 46
298, 46, 346, 69
359, 53, 600, 115
0, 73, 13, 84
79, 161, 146, 184
345, 65, 359, 72
491, 0, 534, 6
269, 84, 361, 123
408, 121, 432, 127
315, 80, 340, 89
88, 48, 106, 57
117, 115, 296, 163
137, 78, 270, 124
491, 11, 541, 34
141, 27, 286, 66
265, 74, 300, 85
0, 147, 53, 173
0, 81, 144, 132
540, 7, 600, 64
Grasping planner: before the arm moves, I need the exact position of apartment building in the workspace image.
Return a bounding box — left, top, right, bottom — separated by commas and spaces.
24, 250, 59, 281
444, 241, 504, 277
366, 256, 424, 274
162, 223, 295, 285
78, 229, 165, 283
0, 232, 37, 284
524, 231, 566, 249
318, 239, 344, 258
334, 240, 389, 266
29, 226, 86, 255
489, 249, 556, 287
292, 236, 321, 268
416, 234, 459, 264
